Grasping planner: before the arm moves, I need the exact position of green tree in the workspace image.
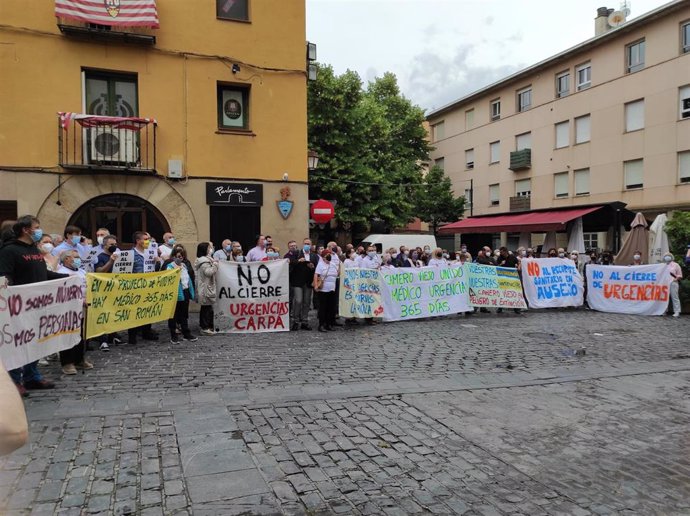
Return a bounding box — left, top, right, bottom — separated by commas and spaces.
308, 65, 431, 230
415, 165, 466, 236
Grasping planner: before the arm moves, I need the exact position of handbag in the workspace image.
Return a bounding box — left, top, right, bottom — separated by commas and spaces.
313, 263, 331, 291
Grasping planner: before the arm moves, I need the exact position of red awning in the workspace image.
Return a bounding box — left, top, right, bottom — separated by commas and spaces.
438, 206, 602, 234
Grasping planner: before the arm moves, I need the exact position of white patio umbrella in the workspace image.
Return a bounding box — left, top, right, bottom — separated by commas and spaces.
567, 217, 586, 253
648, 213, 669, 263
541, 231, 557, 256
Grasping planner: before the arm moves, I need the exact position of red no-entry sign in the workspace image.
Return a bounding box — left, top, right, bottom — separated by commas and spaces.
310, 199, 335, 224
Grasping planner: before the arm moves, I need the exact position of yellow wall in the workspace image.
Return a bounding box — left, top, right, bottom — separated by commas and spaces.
0, 0, 307, 181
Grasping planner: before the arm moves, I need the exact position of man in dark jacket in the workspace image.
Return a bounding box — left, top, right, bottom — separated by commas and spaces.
286, 238, 319, 330
0, 215, 67, 396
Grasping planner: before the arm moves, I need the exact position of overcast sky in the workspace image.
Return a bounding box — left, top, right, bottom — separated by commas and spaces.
306, 0, 672, 112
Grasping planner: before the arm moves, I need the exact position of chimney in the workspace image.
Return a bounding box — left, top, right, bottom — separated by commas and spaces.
595, 7, 614, 36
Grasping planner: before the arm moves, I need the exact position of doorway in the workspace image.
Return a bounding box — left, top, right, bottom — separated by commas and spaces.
210, 206, 260, 253
69, 194, 169, 247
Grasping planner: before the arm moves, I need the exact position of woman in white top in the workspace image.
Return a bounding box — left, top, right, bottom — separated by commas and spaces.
313, 249, 338, 332
343, 250, 358, 269
427, 248, 447, 267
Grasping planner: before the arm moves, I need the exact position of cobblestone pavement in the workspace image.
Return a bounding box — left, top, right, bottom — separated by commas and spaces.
1, 310, 689, 515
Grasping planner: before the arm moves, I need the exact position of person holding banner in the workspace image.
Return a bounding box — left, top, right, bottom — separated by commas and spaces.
126, 231, 161, 344
314, 249, 338, 332
194, 242, 219, 335
664, 252, 683, 317
0, 215, 67, 395
247, 235, 267, 262
56, 251, 92, 375
166, 247, 198, 343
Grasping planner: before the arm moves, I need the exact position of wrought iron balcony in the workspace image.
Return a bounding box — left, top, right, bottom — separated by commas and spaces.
58, 113, 157, 173
509, 196, 531, 212
509, 149, 531, 171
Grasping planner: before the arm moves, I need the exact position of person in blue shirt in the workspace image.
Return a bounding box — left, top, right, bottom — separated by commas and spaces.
51, 225, 90, 260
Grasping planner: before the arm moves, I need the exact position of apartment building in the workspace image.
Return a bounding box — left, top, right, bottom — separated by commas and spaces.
0, 0, 309, 251
428, 1, 690, 252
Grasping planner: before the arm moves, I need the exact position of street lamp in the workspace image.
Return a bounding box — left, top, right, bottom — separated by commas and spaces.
307, 150, 319, 171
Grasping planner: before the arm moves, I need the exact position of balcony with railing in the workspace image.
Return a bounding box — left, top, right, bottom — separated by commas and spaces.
55, 1, 159, 45
58, 113, 157, 173
509, 149, 531, 171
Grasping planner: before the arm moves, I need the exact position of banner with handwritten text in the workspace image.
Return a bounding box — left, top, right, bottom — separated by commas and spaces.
586, 263, 671, 316
521, 258, 584, 309
85, 269, 179, 339
379, 265, 471, 321
0, 276, 83, 370
339, 268, 383, 318
467, 264, 527, 309
214, 259, 289, 333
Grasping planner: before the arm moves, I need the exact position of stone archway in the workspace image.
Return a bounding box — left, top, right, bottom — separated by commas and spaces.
37, 175, 198, 242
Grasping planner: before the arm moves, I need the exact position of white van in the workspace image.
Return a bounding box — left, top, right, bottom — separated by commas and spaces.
360, 234, 437, 254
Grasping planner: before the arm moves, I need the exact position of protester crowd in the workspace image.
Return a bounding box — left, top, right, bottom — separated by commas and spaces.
0, 214, 687, 398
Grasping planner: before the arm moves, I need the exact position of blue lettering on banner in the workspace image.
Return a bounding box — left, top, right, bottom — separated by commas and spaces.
537, 283, 578, 299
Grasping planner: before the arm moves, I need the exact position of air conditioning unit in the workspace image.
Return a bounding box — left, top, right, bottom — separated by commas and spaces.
89, 128, 138, 165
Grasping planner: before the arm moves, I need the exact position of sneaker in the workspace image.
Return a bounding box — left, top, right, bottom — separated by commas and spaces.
24, 379, 56, 390
111, 333, 122, 344
16, 384, 30, 398
673, 312, 680, 318
62, 364, 77, 375
170, 336, 181, 344
38, 358, 49, 366
77, 360, 94, 370
100, 342, 110, 351
183, 334, 198, 342
200, 328, 215, 336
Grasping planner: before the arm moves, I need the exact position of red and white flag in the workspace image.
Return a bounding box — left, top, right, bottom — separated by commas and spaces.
55, 0, 159, 28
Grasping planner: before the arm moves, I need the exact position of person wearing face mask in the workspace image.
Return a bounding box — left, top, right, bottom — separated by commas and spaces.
557, 248, 567, 259
231, 242, 246, 262
630, 250, 644, 266
56, 250, 93, 375
421, 246, 433, 266
396, 246, 414, 267
313, 249, 339, 332
165, 247, 198, 343
0, 215, 69, 396
664, 252, 682, 317
213, 239, 234, 261
38, 234, 59, 272
126, 231, 161, 344
94, 235, 120, 273
408, 250, 422, 268
194, 242, 219, 335
158, 232, 176, 261
547, 247, 558, 258
427, 248, 446, 267
51, 224, 89, 261
361, 245, 381, 269
288, 238, 319, 330
247, 234, 267, 262
263, 246, 281, 261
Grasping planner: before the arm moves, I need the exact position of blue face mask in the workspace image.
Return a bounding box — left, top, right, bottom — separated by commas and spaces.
303, 245, 311, 253
167, 238, 176, 246
71, 234, 81, 246
267, 252, 279, 259
224, 245, 232, 252
73, 258, 82, 268
31, 228, 43, 242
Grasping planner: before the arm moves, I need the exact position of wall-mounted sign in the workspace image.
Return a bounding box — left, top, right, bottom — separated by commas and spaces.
206, 182, 263, 206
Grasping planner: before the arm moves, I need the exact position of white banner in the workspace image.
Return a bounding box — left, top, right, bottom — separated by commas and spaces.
214, 259, 289, 332
0, 276, 83, 370
379, 265, 471, 321
521, 258, 584, 309
112, 250, 134, 273
144, 243, 158, 273
586, 263, 672, 316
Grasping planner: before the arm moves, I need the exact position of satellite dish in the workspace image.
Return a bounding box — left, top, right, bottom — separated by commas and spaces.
608, 10, 626, 27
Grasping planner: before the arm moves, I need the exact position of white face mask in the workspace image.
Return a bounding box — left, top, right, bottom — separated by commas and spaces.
664, 256, 672, 263
633, 254, 641, 260
41, 243, 54, 254
97, 236, 104, 246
